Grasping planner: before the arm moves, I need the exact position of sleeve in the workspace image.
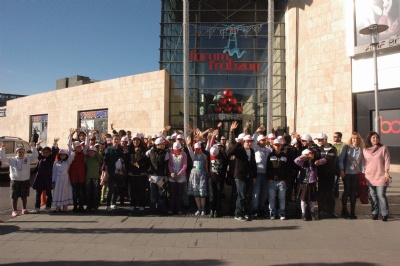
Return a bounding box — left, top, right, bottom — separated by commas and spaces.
226, 142, 240, 157
177, 152, 188, 176
266, 154, 273, 180
0, 148, 10, 164
168, 153, 173, 174
252, 132, 259, 151
384, 146, 391, 171
294, 157, 304, 167
338, 145, 347, 171
67, 135, 73, 153
187, 145, 195, 161
52, 162, 57, 183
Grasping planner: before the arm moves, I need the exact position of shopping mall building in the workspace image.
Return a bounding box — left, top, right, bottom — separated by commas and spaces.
0, 0, 399, 169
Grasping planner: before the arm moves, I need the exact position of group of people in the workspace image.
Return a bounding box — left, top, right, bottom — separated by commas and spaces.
0, 122, 391, 222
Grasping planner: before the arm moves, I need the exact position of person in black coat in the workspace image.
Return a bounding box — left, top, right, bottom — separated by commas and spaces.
227, 134, 257, 221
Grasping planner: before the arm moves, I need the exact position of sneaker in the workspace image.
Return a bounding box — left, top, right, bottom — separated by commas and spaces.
129, 206, 135, 211
234, 216, 246, 221
270, 214, 276, 220
213, 211, 218, 218
209, 210, 214, 217
110, 205, 118, 210
21, 209, 30, 215
31, 208, 40, 214
201, 211, 205, 216
11, 211, 18, 217
105, 206, 112, 211
244, 215, 252, 221
195, 210, 201, 216
382, 215, 388, 222
279, 213, 286, 220
45, 207, 51, 213
311, 213, 318, 221
139, 207, 145, 211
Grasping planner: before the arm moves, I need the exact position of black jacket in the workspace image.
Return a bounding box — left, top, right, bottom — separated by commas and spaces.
266, 150, 288, 181
227, 142, 257, 180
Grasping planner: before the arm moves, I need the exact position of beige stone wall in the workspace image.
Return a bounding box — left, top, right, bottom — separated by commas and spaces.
285, 0, 352, 139
0, 70, 170, 148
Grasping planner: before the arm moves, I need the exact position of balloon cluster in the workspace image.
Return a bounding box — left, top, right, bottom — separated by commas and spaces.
213, 89, 242, 114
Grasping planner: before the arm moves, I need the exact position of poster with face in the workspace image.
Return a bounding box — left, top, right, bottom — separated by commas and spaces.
79, 109, 108, 138
31, 115, 48, 146
355, 0, 400, 46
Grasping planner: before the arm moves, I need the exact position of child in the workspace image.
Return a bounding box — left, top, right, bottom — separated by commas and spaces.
52, 149, 74, 212
85, 146, 102, 211
168, 141, 187, 214
295, 149, 325, 221
0, 142, 38, 217
208, 143, 227, 218
68, 129, 86, 212
31, 138, 59, 213
187, 142, 209, 216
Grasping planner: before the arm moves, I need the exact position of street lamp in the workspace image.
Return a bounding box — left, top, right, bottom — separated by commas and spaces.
359, 24, 388, 134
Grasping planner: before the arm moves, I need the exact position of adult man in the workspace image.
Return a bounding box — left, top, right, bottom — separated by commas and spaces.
333, 132, 344, 198
0, 142, 38, 216
31, 130, 39, 144
315, 133, 337, 219
227, 134, 257, 221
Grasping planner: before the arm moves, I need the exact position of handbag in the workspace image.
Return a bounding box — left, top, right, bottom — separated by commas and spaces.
356, 172, 369, 204
100, 171, 109, 186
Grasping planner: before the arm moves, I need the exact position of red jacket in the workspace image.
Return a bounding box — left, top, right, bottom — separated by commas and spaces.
69, 151, 86, 183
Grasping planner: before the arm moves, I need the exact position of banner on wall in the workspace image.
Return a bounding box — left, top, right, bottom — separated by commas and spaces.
355, 0, 400, 47
31, 114, 48, 146
79, 109, 108, 136
0, 108, 6, 117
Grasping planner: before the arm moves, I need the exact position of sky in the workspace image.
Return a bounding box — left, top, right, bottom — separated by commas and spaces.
0, 0, 161, 95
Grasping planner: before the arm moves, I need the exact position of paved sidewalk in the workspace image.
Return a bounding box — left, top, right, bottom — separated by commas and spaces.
0, 173, 399, 265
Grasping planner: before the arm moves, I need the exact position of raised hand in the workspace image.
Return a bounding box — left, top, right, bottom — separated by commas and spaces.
230, 121, 238, 131
69, 128, 75, 136
217, 122, 222, 128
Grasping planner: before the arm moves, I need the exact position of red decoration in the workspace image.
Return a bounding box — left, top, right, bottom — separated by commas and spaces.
214, 106, 222, 113
223, 106, 232, 113
218, 97, 227, 106
237, 106, 243, 114
232, 106, 239, 113
228, 97, 237, 106
223, 89, 233, 98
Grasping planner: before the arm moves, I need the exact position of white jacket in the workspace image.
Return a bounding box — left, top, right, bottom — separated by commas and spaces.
0, 147, 38, 181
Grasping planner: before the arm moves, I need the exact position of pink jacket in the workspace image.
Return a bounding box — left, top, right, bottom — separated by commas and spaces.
363, 145, 390, 186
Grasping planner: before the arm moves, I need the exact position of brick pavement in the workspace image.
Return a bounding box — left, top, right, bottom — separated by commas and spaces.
0, 173, 399, 265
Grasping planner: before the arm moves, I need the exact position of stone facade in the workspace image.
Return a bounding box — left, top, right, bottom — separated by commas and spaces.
285, 0, 352, 139
0, 70, 170, 149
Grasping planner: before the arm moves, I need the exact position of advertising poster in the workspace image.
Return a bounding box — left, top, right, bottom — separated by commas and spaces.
355, 0, 400, 46
79, 109, 108, 136
31, 114, 48, 146
372, 109, 400, 146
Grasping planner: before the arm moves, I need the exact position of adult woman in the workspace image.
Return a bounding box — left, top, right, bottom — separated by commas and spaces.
363, 131, 391, 221
338, 132, 364, 219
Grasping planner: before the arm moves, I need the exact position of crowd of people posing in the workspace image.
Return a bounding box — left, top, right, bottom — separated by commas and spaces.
0, 122, 391, 222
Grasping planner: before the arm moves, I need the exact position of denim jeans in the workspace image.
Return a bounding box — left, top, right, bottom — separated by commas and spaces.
235, 179, 252, 217
251, 173, 268, 213
268, 180, 286, 215
150, 182, 165, 212
369, 185, 389, 216
106, 173, 118, 206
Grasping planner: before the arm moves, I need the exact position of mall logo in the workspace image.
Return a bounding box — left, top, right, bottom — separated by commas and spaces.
380, 116, 400, 134
190, 24, 260, 72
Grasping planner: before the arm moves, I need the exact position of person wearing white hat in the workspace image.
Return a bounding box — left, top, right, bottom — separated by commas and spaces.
104, 135, 124, 211
266, 138, 288, 220
251, 134, 272, 218
146, 137, 169, 214
85, 146, 102, 211
208, 144, 228, 218
167, 141, 188, 214
127, 133, 147, 212
227, 132, 257, 221
52, 148, 74, 213
314, 133, 338, 219
187, 141, 209, 216
0, 141, 38, 217
294, 148, 319, 221
68, 132, 87, 213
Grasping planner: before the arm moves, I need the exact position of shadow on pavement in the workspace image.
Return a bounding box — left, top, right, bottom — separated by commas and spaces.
276, 263, 378, 266
0, 225, 299, 235
0, 260, 226, 266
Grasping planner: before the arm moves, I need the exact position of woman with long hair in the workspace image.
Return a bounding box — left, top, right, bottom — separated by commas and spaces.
338, 132, 364, 219
363, 131, 391, 221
